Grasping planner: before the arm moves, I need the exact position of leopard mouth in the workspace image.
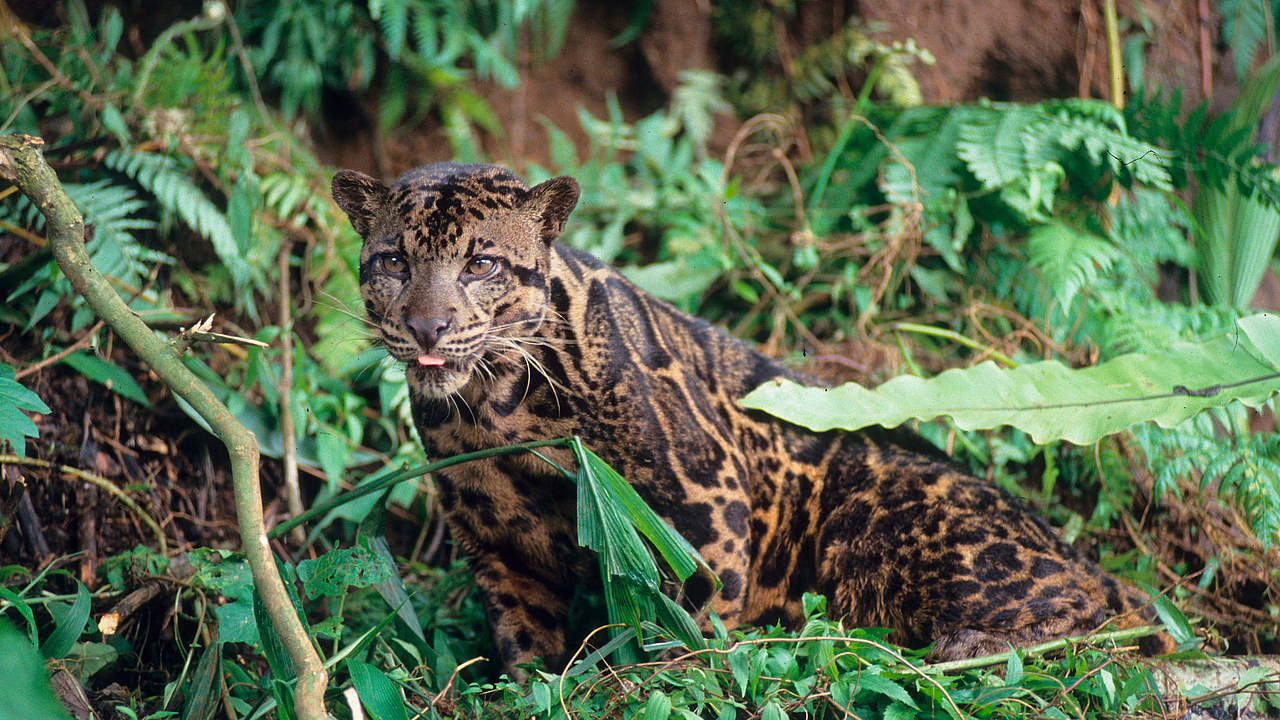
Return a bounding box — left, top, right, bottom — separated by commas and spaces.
403, 352, 477, 397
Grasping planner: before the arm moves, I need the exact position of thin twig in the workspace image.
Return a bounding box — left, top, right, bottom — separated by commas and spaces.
277, 245, 305, 544
14, 319, 105, 380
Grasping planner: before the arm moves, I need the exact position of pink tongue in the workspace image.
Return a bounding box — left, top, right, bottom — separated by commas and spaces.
416, 354, 446, 367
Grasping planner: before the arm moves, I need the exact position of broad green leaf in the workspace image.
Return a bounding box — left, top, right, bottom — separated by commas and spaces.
576, 443, 702, 582
884, 702, 919, 720
40, 581, 90, 659
1240, 312, 1280, 367
740, 315, 1280, 446
297, 545, 395, 598
347, 661, 409, 720
759, 701, 786, 720
61, 351, 151, 406
0, 620, 73, 720
189, 548, 257, 643
213, 598, 257, 645
62, 642, 117, 684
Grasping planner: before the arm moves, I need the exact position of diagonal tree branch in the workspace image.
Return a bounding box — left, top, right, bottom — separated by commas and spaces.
0, 133, 329, 720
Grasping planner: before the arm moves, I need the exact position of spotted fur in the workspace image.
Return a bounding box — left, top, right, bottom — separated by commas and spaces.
332, 162, 1165, 675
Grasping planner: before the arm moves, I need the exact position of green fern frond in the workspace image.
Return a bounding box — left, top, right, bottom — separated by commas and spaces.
369, 0, 410, 60
6, 179, 169, 303
1041, 97, 1127, 132
1127, 85, 1280, 204
957, 105, 1037, 191
1100, 302, 1239, 358
104, 149, 252, 287
1042, 112, 1173, 190
1132, 406, 1280, 546
65, 180, 168, 287
261, 172, 317, 227
1219, 0, 1273, 79
1026, 221, 1119, 309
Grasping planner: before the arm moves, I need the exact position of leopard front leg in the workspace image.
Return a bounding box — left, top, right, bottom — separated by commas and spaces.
467, 549, 576, 677
439, 468, 588, 679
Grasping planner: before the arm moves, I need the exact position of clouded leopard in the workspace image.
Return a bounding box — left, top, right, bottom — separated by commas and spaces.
331, 162, 1164, 676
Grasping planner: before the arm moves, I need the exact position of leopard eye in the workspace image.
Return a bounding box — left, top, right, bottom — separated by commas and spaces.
380, 253, 408, 275
465, 257, 496, 277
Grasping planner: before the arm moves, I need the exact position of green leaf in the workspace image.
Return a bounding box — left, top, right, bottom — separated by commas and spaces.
884, 702, 919, 720
0, 364, 49, 458
652, 590, 707, 651
347, 660, 409, 720
253, 587, 294, 682
0, 620, 73, 720
60, 352, 151, 406
1152, 595, 1196, 647
575, 443, 702, 583
297, 545, 395, 598
957, 105, 1035, 191
0, 585, 38, 644
1240, 312, 1280, 367
62, 642, 117, 685
1004, 646, 1023, 686
103, 149, 253, 287
99, 103, 130, 145
40, 581, 90, 659
853, 673, 918, 709
726, 645, 750, 694
759, 701, 786, 720
180, 641, 223, 720
1220, 0, 1272, 78
641, 690, 672, 720
740, 315, 1280, 446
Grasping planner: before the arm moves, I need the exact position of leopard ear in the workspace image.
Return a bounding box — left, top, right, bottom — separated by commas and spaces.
524, 175, 580, 243
331, 169, 388, 236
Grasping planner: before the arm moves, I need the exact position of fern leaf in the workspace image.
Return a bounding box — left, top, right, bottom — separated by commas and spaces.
957, 105, 1036, 190
1041, 97, 1127, 132
1027, 221, 1119, 309
1220, 0, 1272, 79
104, 149, 251, 287
1045, 112, 1173, 190
371, 0, 409, 61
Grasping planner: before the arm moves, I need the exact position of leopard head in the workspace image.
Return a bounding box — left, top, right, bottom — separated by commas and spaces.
332, 163, 579, 398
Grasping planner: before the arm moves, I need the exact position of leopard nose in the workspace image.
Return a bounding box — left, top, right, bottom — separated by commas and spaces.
406, 315, 451, 349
